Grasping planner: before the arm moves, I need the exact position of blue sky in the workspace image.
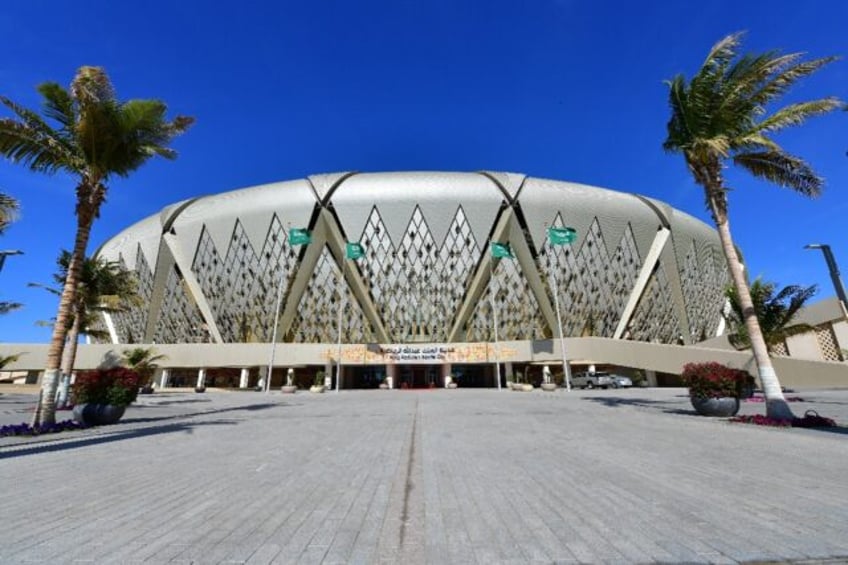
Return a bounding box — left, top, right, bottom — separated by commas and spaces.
0, 0, 846, 343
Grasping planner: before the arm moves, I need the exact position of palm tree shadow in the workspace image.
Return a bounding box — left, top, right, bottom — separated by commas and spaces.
121, 401, 290, 424
797, 425, 848, 436
582, 396, 695, 415
0, 419, 237, 460
138, 398, 213, 406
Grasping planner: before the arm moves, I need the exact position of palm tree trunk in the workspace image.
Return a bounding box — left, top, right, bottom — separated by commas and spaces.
708, 190, 794, 420
32, 193, 97, 426
57, 306, 83, 408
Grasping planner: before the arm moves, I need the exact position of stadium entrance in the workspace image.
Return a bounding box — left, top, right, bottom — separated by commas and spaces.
397, 365, 441, 389
348, 366, 388, 389
451, 364, 499, 388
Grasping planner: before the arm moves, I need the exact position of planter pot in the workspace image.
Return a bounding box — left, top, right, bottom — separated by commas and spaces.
690, 396, 740, 417
280, 384, 297, 394
518, 384, 534, 392
72, 404, 126, 426
310, 385, 326, 393
540, 383, 557, 392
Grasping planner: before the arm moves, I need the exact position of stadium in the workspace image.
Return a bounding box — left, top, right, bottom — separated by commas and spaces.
86, 171, 734, 389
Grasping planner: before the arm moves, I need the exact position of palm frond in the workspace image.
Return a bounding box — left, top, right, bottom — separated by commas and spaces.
733, 151, 822, 197
27, 281, 62, 296
36, 82, 76, 131
725, 278, 818, 352
755, 98, 843, 134
732, 133, 780, 152
749, 56, 840, 106
0, 353, 22, 369
0, 301, 22, 315
701, 32, 745, 73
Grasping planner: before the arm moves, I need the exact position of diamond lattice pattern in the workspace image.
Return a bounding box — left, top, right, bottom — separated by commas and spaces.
191, 216, 299, 343
680, 241, 730, 342
356, 205, 481, 342
152, 267, 207, 343
627, 263, 680, 342
289, 246, 375, 343
466, 256, 549, 341
538, 215, 643, 338
110, 246, 153, 343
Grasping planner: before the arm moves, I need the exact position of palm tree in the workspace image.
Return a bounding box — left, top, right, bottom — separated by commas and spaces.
725, 278, 817, 353
0, 67, 193, 425
663, 33, 842, 419
122, 347, 167, 389
31, 250, 138, 406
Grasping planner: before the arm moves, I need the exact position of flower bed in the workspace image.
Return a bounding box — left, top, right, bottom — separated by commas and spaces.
681, 362, 750, 399
73, 367, 140, 406
0, 420, 87, 437
730, 410, 837, 428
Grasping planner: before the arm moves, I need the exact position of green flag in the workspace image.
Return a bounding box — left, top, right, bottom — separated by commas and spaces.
289, 228, 311, 246
491, 242, 513, 258
346, 241, 365, 259
547, 226, 577, 245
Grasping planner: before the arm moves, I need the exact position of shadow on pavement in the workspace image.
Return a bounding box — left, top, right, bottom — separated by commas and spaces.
138, 398, 213, 406
581, 396, 695, 415
121, 401, 286, 424
0, 419, 237, 460
797, 425, 848, 436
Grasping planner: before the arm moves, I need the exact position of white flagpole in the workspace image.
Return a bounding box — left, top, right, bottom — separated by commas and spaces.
266, 263, 286, 394
548, 239, 572, 391
335, 253, 346, 393
490, 258, 502, 390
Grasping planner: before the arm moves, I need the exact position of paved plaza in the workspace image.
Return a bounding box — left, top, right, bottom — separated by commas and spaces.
1, 386, 847, 564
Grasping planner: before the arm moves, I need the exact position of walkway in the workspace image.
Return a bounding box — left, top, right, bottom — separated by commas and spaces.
1, 386, 847, 564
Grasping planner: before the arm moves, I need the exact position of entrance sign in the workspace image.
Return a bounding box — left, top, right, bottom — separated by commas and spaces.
323, 343, 518, 364
380, 345, 455, 362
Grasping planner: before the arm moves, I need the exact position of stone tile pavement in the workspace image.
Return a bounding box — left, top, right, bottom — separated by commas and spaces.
1, 385, 848, 564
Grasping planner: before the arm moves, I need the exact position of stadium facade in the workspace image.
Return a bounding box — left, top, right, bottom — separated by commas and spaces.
94, 171, 731, 388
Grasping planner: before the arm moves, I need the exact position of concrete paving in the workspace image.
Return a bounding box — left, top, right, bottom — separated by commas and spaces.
1, 385, 847, 564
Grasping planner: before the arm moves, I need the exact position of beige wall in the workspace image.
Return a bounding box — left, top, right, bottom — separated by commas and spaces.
786, 332, 824, 361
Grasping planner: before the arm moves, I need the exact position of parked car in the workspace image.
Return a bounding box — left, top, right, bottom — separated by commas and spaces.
609, 374, 633, 388
571, 371, 614, 389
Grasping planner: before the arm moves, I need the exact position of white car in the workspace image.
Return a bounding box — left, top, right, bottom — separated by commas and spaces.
571, 371, 614, 389
609, 375, 633, 388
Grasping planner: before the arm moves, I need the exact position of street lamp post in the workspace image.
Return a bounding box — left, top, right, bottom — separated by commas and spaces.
805, 244, 848, 315
0, 249, 22, 272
